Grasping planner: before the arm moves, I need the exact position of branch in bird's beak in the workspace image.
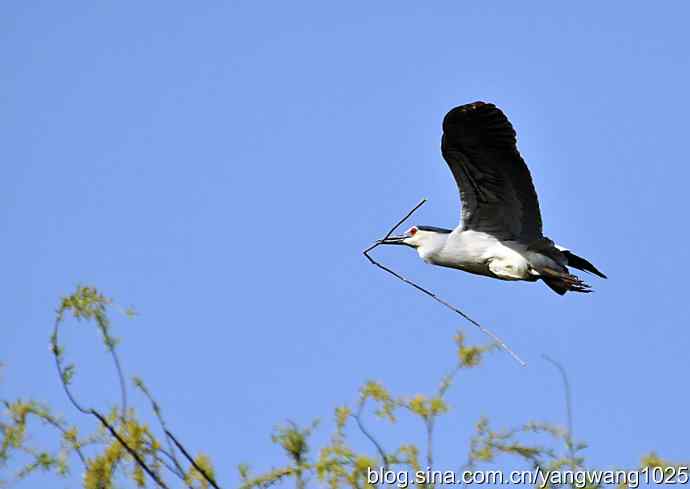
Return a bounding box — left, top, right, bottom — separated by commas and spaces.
377, 234, 409, 246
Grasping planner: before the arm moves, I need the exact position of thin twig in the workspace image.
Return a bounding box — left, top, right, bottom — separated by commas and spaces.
426, 364, 461, 473
44, 416, 88, 467
109, 346, 128, 421
165, 429, 222, 489
363, 199, 526, 367
154, 450, 184, 478
542, 355, 576, 469
353, 402, 389, 473
425, 419, 434, 472
52, 319, 91, 416
134, 379, 188, 481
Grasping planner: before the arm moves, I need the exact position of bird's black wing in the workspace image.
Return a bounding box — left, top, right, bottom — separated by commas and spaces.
441, 101, 543, 242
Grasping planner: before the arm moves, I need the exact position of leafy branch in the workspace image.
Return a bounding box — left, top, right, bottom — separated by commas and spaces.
46, 285, 220, 489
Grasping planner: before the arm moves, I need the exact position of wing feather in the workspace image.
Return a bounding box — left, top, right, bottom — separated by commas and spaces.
441, 101, 543, 242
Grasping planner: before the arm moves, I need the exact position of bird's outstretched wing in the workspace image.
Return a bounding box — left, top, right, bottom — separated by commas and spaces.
441, 101, 543, 242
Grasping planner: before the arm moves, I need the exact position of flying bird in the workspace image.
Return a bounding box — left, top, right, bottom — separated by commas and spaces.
379, 101, 606, 295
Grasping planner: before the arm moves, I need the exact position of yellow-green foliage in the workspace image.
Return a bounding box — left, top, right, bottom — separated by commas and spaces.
272, 421, 317, 465
238, 332, 507, 489
0, 400, 75, 482
335, 406, 350, 434
2, 287, 688, 489
185, 453, 216, 489
236, 328, 689, 489
454, 331, 496, 368
359, 381, 396, 422
642, 452, 667, 468
2, 286, 214, 489
640, 451, 686, 472
404, 394, 448, 420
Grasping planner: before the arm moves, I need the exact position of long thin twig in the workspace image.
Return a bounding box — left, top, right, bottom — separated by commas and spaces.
542, 354, 576, 469
43, 415, 88, 467
110, 347, 128, 421
134, 379, 188, 481
363, 199, 526, 367
353, 402, 389, 473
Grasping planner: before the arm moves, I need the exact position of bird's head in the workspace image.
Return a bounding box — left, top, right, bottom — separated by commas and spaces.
378, 226, 451, 252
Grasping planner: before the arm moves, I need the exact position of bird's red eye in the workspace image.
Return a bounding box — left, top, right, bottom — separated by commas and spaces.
408, 227, 417, 236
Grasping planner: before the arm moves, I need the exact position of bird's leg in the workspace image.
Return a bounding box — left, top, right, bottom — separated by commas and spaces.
541, 267, 593, 293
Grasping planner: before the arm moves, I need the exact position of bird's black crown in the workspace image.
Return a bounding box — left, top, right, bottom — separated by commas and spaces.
416, 225, 452, 234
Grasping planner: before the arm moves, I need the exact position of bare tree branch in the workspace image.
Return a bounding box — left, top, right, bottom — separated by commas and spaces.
353, 401, 389, 474
542, 354, 576, 469
133, 378, 188, 481
165, 429, 222, 489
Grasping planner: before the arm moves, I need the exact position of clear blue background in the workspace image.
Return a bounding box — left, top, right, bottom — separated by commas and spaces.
3, 1, 689, 486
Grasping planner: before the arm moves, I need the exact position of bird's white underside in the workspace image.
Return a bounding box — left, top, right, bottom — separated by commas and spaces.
418, 229, 556, 281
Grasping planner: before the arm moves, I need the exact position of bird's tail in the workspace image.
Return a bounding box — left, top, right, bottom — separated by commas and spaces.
540, 267, 592, 295
561, 250, 607, 279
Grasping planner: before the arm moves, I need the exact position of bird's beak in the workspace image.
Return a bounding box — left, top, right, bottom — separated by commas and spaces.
377, 234, 408, 246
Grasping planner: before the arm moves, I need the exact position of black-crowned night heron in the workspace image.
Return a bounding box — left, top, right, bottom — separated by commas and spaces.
380, 102, 606, 295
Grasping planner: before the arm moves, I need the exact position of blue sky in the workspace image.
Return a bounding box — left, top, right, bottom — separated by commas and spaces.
3, 1, 689, 486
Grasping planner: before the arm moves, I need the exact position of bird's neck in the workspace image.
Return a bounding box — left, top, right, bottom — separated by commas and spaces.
416, 233, 450, 262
